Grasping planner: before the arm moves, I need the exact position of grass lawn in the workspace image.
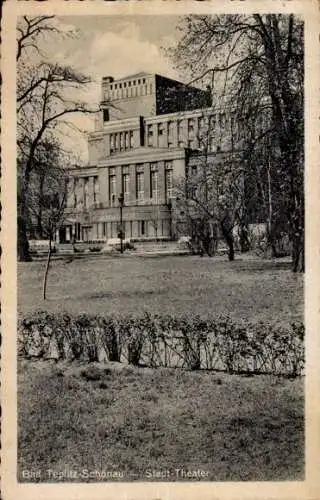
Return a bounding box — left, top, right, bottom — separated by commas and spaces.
18, 254, 303, 324
18, 359, 304, 482
18, 254, 304, 482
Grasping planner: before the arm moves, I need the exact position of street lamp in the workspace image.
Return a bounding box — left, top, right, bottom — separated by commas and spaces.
167, 199, 172, 239
118, 192, 124, 254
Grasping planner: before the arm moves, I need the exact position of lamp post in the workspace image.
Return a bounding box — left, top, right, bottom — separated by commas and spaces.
118, 192, 124, 254
167, 199, 172, 239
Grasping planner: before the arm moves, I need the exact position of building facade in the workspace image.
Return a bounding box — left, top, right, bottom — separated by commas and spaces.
61, 72, 237, 243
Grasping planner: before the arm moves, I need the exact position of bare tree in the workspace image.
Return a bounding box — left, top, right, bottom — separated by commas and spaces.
41, 188, 68, 300
176, 147, 243, 261
170, 14, 304, 271
17, 16, 99, 261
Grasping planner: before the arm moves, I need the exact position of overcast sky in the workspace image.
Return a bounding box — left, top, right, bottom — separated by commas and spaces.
41, 15, 184, 161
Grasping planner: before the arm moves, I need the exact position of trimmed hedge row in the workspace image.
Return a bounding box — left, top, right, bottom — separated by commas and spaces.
18, 312, 304, 376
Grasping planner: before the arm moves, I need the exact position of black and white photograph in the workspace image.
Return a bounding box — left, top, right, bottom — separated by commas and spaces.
2, 1, 319, 499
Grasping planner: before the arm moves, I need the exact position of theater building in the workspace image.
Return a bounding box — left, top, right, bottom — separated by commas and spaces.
61, 72, 236, 243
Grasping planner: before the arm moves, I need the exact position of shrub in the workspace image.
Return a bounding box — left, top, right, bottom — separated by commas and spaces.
18, 312, 304, 377
89, 245, 102, 253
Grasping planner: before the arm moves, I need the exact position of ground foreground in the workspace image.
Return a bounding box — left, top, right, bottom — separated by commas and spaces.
18, 360, 304, 482
18, 254, 303, 323
18, 255, 304, 482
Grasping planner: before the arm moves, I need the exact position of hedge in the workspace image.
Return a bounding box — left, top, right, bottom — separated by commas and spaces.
18, 312, 304, 377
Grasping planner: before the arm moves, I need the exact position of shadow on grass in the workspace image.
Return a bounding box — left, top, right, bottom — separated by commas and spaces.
234, 260, 293, 272
89, 288, 171, 300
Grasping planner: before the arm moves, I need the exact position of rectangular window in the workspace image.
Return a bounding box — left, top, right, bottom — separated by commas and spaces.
158, 123, 164, 136
73, 178, 77, 208
122, 173, 130, 203
103, 109, 109, 122
188, 118, 194, 133
93, 176, 99, 204
150, 169, 158, 200
198, 117, 204, 130
130, 131, 134, 148
120, 132, 124, 151
147, 125, 153, 146
83, 177, 89, 208
165, 169, 173, 201
136, 172, 144, 201
209, 115, 216, 129
139, 220, 146, 236
220, 113, 226, 128
109, 175, 116, 206
124, 131, 129, 150
110, 134, 115, 154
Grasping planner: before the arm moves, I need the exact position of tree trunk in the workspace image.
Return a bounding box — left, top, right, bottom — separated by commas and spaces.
42, 234, 52, 300
220, 222, 235, 261
18, 215, 32, 261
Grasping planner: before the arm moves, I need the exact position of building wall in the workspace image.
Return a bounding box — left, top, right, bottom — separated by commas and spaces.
64, 72, 241, 243
101, 74, 156, 121
65, 150, 184, 242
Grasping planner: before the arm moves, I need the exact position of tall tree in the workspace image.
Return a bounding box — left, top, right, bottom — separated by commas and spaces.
170, 14, 304, 271
17, 16, 98, 261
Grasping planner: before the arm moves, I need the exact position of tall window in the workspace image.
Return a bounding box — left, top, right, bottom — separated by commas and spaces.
120, 133, 124, 151
130, 131, 134, 148
138, 220, 146, 237
188, 118, 194, 134
198, 117, 204, 131
109, 173, 116, 206
103, 109, 109, 122
136, 172, 144, 201
83, 177, 89, 208
209, 115, 216, 130
73, 178, 78, 208
150, 168, 158, 200
122, 173, 130, 203
147, 125, 153, 146
177, 120, 183, 140
93, 176, 99, 205
110, 134, 115, 154
158, 123, 164, 136
165, 169, 173, 201
124, 131, 129, 150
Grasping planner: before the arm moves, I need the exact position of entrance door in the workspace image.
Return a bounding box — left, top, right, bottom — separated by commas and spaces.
59, 227, 67, 243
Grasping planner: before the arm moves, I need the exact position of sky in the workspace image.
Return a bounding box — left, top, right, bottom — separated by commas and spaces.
37, 15, 185, 161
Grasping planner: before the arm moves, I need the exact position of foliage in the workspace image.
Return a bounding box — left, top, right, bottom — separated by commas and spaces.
19, 312, 304, 377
